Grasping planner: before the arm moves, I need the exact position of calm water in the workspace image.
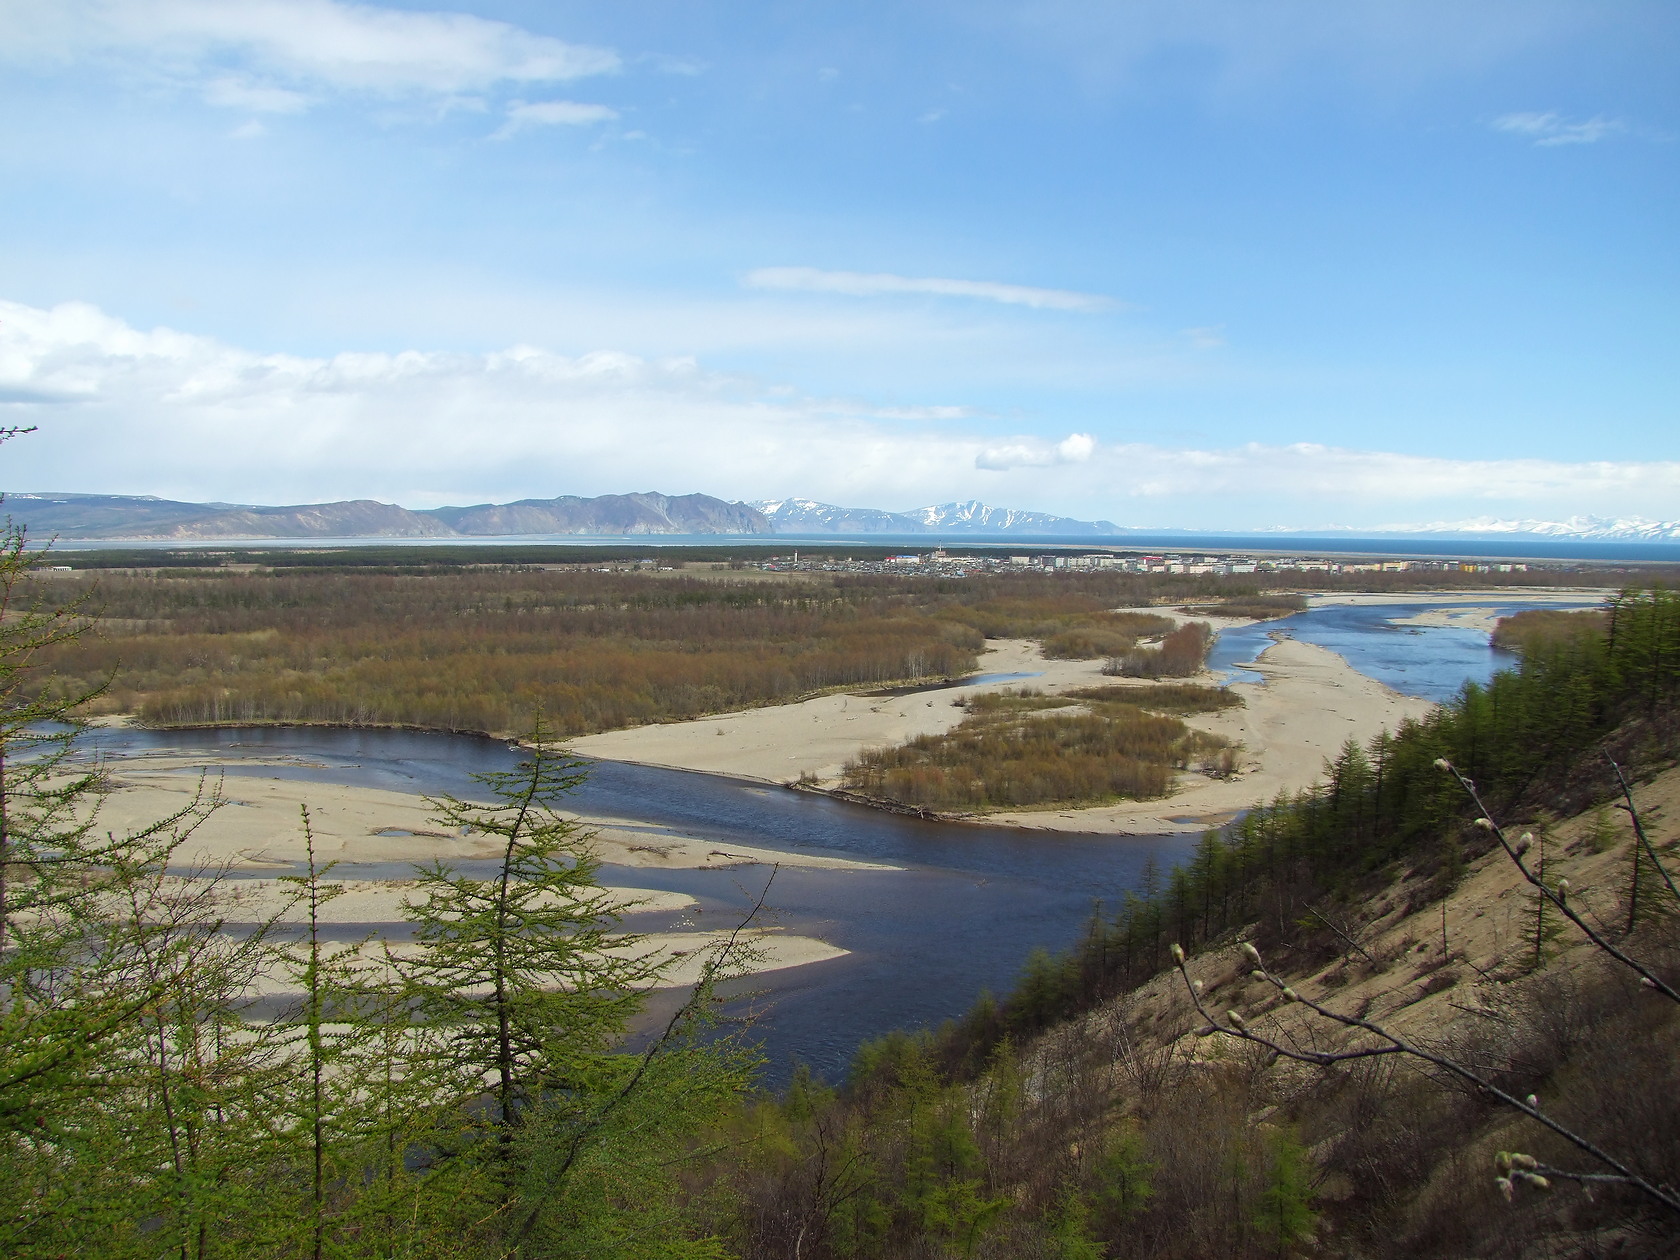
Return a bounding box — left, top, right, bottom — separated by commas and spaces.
84, 723, 1191, 1081
81, 597, 1594, 1080
1207, 597, 1601, 700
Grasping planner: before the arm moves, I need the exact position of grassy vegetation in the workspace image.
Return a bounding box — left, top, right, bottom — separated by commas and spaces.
841, 686, 1234, 811
1179, 592, 1309, 620
1062, 682, 1244, 715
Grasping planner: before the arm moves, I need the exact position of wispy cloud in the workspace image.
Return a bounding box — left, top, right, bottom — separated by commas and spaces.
743, 267, 1114, 313
203, 74, 312, 113
5, 298, 1678, 526
976, 433, 1095, 470
1181, 325, 1225, 349
496, 99, 618, 137
1492, 111, 1623, 146
2, 0, 619, 110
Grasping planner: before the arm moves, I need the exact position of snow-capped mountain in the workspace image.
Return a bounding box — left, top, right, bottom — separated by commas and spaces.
751, 498, 1121, 535
908, 500, 1122, 534
749, 499, 925, 533
1358, 516, 1680, 542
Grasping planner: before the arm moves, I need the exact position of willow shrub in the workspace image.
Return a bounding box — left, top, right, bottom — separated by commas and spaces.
843, 703, 1230, 810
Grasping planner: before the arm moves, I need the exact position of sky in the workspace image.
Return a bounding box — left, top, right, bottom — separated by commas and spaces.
0, 0, 1676, 530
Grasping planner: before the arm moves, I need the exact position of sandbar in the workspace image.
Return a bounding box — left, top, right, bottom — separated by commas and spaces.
88, 767, 893, 873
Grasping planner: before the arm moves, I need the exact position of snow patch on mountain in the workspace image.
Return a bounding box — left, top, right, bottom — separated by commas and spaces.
751, 498, 1121, 535
1360, 515, 1680, 541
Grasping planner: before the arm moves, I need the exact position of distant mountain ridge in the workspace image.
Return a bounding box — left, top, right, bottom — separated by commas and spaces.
5, 492, 771, 540
6, 492, 1676, 544
751, 498, 1122, 536
1351, 515, 1680, 542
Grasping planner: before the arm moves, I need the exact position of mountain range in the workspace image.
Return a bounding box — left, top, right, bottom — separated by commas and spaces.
748, 498, 1122, 535
4, 492, 1676, 544
4, 492, 770, 540
1348, 515, 1680, 542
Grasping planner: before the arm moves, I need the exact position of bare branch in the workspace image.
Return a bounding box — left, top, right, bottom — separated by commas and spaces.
1169, 942, 1680, 1215
1440, 762, 1680, 1004
1606, 752, 1680, 907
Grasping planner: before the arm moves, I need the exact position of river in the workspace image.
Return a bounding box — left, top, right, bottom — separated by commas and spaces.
82, 594, 1599, 1082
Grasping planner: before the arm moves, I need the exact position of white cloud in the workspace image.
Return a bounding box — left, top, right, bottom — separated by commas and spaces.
744, 267, 1115, 313
3, 298, 1678, 527
2, 0, 619, 104
496, 99, 618, 137
229, 119, 268, 140
976, 433, 1095, 470
1492, 111, 1623, 146
203, 74, 313, 113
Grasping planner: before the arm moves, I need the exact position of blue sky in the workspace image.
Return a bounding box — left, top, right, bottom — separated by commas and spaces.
1, 0, 1676, 528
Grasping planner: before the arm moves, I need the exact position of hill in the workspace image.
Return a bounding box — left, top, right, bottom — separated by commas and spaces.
3, 490, 770, 539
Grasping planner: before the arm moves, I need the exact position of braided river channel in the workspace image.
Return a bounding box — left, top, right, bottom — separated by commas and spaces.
81, 595, 1596, 1082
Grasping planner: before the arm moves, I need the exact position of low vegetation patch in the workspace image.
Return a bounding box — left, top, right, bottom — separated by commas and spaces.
1104, 620, 1215, 678
31, 569, 984, 736
1062, 682, 1244, 715
1179, 592, 1308, 620
842, 689, 1233, 810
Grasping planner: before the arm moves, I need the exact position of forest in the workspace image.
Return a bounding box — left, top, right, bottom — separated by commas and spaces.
31, 569, 985, 735
27, 567, 1272, 737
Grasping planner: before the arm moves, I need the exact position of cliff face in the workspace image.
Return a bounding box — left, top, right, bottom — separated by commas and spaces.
5, 491, 770, 539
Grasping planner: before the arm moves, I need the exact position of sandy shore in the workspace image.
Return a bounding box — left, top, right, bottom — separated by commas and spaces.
242, 924, 845, 997
568, 628, 1244, 785
90, 765, 894, 874
86, 763, 873, 989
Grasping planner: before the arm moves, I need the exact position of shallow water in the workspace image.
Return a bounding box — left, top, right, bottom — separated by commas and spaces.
1206, 597, 1600, 700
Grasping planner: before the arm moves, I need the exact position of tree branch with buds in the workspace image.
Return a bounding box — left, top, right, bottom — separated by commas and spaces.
1434, 758, 1679, 1004
1168, 938, 1680, 1214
